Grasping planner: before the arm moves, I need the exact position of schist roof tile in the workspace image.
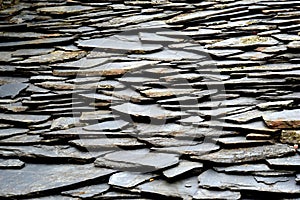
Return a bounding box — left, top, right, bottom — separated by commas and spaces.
0, 0, 299, 199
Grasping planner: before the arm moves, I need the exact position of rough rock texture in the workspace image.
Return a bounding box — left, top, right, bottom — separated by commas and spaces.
0, 0, 300, 199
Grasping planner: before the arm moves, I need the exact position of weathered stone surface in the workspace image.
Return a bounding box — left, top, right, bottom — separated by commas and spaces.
263, 109, 300, 129
37, 5, 97, 15
1, 1, 300, 199
0, 145, 103, 163
246, 133, 271, 140
152, 143, 219, 156
111, 102, 186, 120
257, 100, 294, 110
79, 110, 117, 122
0, 134, 55, 145
109, 171, 155, 188
208, 35, 279, 48
228, 51, 273, 61
62, 183, 110, 199
94, 191, 141, 199
214, 136, 272, 147
288, 41, 300, 49
193, 144, 295, 164
53, 61, 159, 77
0, 114, 50, 124
141, 88, 196, 98
16, 50, 86, 64
83, 120, 129, 132
138, 137, 199, 147
197, 120, 279, 134
163, 160, 203, 179
138, 176, 198, 199
214, 163, 271, 174
0, 128, 28, 139
199, 169, 300, 194
0, 36, 75, 48
0, 164, 115, 198
280, 130, 300, 144
0, 83, 28, 98
70, 138, 145, 150
267, 154, 300, 168
12, 48, 55, 57
77, 36, 163, 52
94, 149, 179, 171
0, 158, 24, 169
221, 110, 268, 124
193, 188, 241, 200
50, 117, 86, 130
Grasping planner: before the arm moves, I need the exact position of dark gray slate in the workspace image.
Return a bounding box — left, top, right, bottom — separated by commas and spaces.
0, 128, 28, 139
138, 176, 198, 199
0, 83, 28, 98
62, 183, 110, 199
152, 143, 220, 156
94, 149, 179, 171
263, 109, 300, 129
199, 170, 300, 194
0, 145, 107, 163
0, 163, 115, 198
163, 160, 203, 179
83, 120, 129, 132
111, 102, 187, 120
193, 188, 241, 200
0, 114, 50, 124
109, 171, 156, 188
70, 138, 145, 150
192, 144, 295, 164
267, 154, 300, 168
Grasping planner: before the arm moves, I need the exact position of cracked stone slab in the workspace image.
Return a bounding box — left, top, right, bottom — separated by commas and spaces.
0, 145, 106, 163
0, 36, 75, 49
137, 176, 198, 199
50, 117, 86, 130
0, 158, 24, 169
53, 61, 159, 77
109, 171, 156, 188
267, 154, 300, 168
111, 102, 187, 120
16, 50, 86, 64
138, 137, 199, 147
70, 138, 145, 150
152, 143, 220, 156
213, 163, 293, 176
263, 109, 300, 129
0, 83, 28, 98
257, 100, 294, 111
61, 183, 110, 199
94, 149, 179, 171
77, 36, 163, 52
37, 5, 97, 15
192, 144, 295, 164
0, 114, 50, 124
0, 163, 115, 198
193, 188, 241, 200
163, 160, 203, 179
0, 128, 28, 139
199, 169, 300, 194
196, 120, 279, 134
83, 120, 129, 132
208, 35, 279, 48
214, 136, 272, 147
220, 109, 268, 124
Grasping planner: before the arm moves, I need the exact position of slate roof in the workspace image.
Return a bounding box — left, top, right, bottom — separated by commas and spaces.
0, 0, 300, 199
